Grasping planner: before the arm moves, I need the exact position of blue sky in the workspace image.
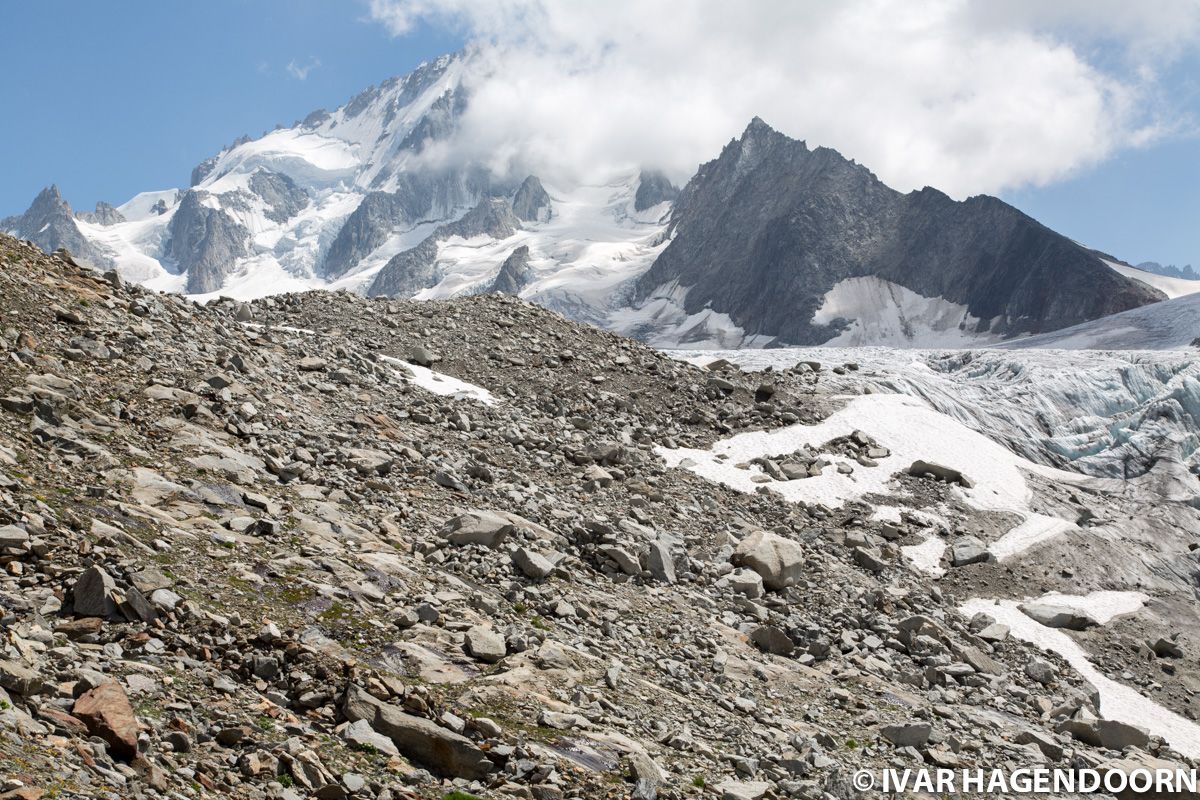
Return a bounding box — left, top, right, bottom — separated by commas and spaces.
0, 2, 459, 215
2, 2, 1198, 269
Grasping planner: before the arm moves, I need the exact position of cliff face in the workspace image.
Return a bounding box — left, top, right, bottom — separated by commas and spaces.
636, 118, 1164, 344
166, 190, 250, 294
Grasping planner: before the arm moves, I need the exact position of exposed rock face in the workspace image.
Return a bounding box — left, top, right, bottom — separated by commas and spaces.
75, 201, 126, 226
512, 175, 552, 222
634, 169, 679, 211
166, 190, 250, 294
368, 197, 521, 297
635, 118, 1164, 344
2, 185, 110, 267
321, 169, 493, 279
487, 245, 534, 295
247, 169, 308, 223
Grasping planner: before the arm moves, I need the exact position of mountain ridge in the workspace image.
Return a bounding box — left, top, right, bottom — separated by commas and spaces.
1, 56, 1169, 349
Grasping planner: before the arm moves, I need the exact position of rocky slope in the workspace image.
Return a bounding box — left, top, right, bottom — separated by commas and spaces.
2, 233, 1200, 800
631, 119, 1164, 346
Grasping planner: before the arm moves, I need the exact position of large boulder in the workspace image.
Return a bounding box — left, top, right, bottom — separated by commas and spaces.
73, 682, 139, 761
464, 625, 506, 663
733, 530, 805, 590
881, 721, 932, 747
1057, 716, 1150, 751
73, 565, 117, 618
342, 686, 493, 779
441, 509, 555, 548
440, 510, 516, 548
1020, 602, 1098, 630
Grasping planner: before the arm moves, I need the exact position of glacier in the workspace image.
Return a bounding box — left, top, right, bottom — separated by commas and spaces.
673, 347, 1200, 479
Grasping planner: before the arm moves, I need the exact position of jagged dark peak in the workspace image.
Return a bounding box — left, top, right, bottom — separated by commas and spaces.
634, 170, 679, 212
512, 176, 552, 222
29, 184, 70, 215
397, 89, 467, 153
639, 119, 1163, 345
488, 244, 533, 295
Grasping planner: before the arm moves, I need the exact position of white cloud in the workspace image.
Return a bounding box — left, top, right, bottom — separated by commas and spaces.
286, 58, 322, 81
368, 0, 1199, 197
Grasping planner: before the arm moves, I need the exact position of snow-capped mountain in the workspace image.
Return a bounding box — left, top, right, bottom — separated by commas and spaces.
2, 54, 673, 326
2, 53, 1176, 348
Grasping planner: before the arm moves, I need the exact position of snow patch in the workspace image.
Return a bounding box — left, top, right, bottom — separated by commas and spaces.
959, 597, 1200, 757
813, 277, 1002, 348
988, 514, 1074, 562
659, 393, 1048, 514
1105, 259, 1200, 300
902, 536, 946, 576
378, 355, 497, 405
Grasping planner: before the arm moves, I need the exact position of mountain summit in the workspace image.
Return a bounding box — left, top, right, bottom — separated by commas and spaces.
3, 56, 1167, 347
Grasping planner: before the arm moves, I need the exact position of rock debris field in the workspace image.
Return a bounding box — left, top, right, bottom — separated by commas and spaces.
1, 233, 1200, 800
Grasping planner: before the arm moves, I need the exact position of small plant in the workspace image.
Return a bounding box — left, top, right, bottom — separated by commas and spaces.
255, 715, 275, 731
845, 738, 858, 749
443, 793, 485, 800
692, 774, 706, 788
530, 615, 547, 630
512, 601, 528, 614
277, 774, 293, 788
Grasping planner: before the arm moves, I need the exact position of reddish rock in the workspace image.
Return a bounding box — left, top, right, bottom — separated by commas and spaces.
37, 707, 89, 737
73, 682, 139, 760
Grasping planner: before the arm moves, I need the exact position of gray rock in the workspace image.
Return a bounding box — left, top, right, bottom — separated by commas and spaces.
1024, 659, 1056, 684
342, 685, 493, 779
645, 540, 676, 583
464, 625, 506, 663
881, 721, 932, 747
512, 547, 554, 579
716, 780, 771, 800
0, 524, 29, 550
1057, 717, 1149, 751
750, 625, 794, 656
1020, 603, 1097, 630
628, 750, 664, 800
733, 529, 804, 590
0, 659, 43, 695
341, 719, 399, 756
909, 460, 976, 488
441, 510, 515, 548
74, 566, 116, 617
950, 536, 992, 566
